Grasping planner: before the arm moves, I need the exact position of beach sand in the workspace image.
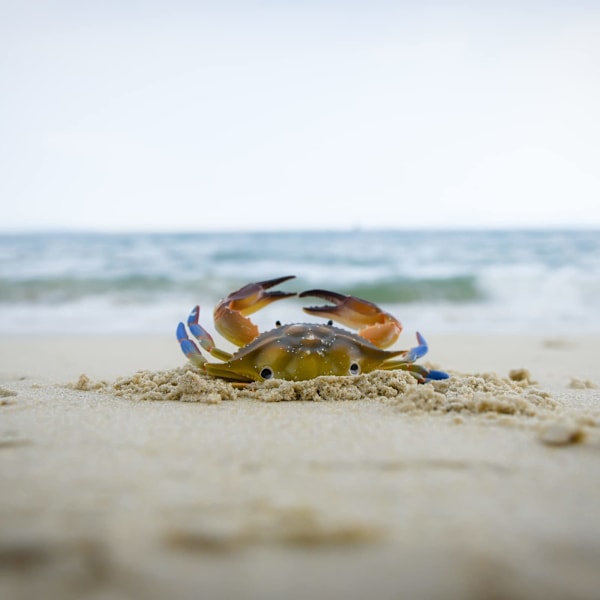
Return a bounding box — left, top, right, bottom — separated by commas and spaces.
1, 334, 599, 600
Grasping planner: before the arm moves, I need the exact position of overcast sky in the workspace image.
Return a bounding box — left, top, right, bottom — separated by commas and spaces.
1, 0, 599, 231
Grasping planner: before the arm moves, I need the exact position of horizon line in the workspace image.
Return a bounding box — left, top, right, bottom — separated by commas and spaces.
1, 224, 600, 236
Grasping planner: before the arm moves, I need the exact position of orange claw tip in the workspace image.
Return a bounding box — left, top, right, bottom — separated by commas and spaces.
214, 276, 298, 346
300, 289, 385, 320
226, 276, 297, 303
298, 289, 346, 301
298, 289, 350, 313
256, 275, 296, 288
299, 288, 402, 348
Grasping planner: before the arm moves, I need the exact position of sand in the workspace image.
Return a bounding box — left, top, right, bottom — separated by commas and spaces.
1, 334, 599, 600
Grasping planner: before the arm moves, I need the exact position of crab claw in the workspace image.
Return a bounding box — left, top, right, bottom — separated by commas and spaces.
299, 289, 402, 348
214, 275, 297, 347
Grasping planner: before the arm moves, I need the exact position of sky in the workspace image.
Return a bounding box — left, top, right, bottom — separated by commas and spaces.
1, 0, 600, 232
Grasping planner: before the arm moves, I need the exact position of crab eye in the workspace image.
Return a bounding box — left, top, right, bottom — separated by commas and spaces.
349, 362, 361, 375
260, 367, 274, 380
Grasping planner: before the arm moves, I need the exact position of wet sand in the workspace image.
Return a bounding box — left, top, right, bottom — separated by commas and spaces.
1, 334, 599, 600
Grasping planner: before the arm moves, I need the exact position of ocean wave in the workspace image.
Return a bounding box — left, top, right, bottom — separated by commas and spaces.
1, 230, 599, 333
342, 276, 482, 303
0, 275, 176, 303
0, 273, 483, 305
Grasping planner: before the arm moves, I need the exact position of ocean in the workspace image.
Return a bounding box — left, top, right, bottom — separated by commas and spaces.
0, 230, 598, 335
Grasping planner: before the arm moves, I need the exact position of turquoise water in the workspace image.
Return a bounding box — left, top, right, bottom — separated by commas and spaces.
0, 230, 598, 334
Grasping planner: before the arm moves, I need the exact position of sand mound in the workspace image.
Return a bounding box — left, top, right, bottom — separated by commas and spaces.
71, 367, 556, 418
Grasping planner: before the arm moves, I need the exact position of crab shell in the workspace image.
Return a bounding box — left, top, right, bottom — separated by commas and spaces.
202, 322, 405, 383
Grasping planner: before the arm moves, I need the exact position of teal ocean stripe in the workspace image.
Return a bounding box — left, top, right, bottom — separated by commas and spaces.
0, 275, 482, 304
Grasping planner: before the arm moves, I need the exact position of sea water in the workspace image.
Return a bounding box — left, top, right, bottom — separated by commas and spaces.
0, 230, 598, 335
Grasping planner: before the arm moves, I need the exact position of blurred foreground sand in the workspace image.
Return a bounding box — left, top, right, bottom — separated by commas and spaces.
0, 334, 599, 600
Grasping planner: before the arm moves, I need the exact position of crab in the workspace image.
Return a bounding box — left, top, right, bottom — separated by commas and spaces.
176, 275, 449, 384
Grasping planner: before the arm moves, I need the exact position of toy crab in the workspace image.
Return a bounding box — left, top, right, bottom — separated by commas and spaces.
176, 275, 449, 384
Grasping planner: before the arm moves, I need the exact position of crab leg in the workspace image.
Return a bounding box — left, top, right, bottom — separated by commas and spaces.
403, 331, 428, 362
176, 305, 234, 368
386, 363, 450, 384
176, 321, 208, 368
299, 289, 402, 348
187, 306, 233, 361
214, 275, 297, 347
379, 333, 449, 382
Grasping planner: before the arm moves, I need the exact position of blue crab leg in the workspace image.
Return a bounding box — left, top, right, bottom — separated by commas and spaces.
380, 333, 449, 382
405, 333, 450, 379
176, 321, 208, 368
403, 331, 429, 362
423, 369, 450, 381
380, 361, 449, 383
187, 306, 233, 361
402, 364, 450, 383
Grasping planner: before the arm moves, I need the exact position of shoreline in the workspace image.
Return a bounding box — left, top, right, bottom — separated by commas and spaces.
1, 334, 599, 599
